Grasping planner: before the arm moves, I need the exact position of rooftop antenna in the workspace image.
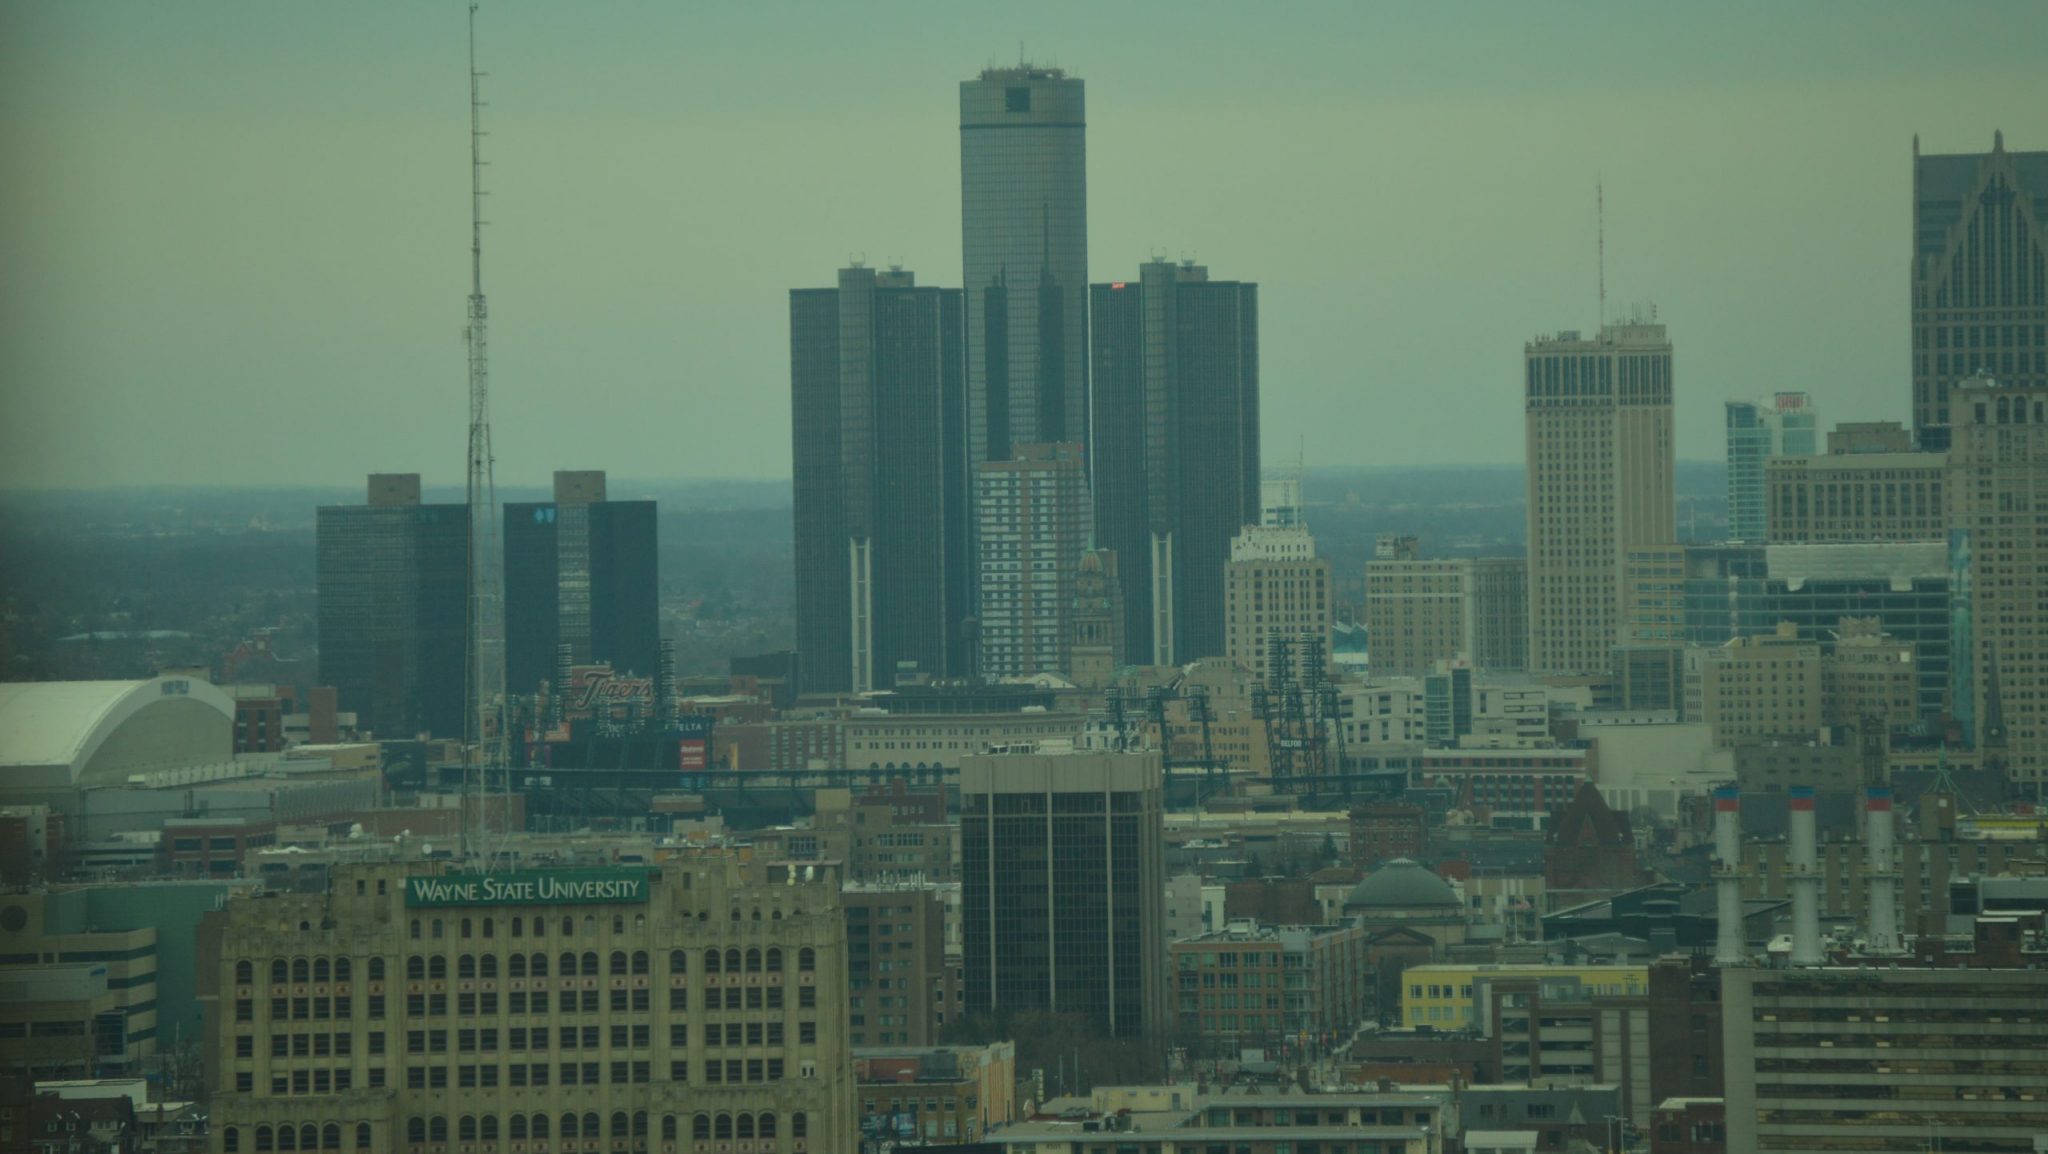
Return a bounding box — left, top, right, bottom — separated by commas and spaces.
462, 1, 509, 865
1596, 179, 1606, 326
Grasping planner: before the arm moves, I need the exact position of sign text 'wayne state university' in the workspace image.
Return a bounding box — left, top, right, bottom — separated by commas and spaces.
404, 869, 651, 908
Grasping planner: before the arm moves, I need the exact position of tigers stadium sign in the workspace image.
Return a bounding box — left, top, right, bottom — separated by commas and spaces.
405, 869, 650, 908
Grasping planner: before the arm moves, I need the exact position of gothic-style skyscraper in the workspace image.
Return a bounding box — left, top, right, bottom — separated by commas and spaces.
1910, 132, 2048, 451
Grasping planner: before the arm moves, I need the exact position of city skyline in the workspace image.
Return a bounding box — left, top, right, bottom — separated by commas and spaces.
2, 2, 2044, 489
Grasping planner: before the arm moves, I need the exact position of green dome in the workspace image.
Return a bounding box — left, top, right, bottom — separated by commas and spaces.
1344, 858, 1459, 911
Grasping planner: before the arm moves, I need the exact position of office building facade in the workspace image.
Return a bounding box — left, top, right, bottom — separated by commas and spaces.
1725, 392, 1816, 540
1683, 624, 1823, 746
1723, 966, 2048, 1152
960, 748, 1167, 1038
1524, 323, 1676, 675
504, 471, 658, 697
202, 857, 857, 1154
1224, 525, 1331, 682
1948, 376, 2048, 781
973, 442, 1091, 679
1909, 132, 2048, 451
1365, 551, 1528, 676
1092, 261, 1261, 665
1764, 450, 1946, 543
791, 267, 969, 694
959, 67, 1088, 468
315, 474, 469, 739
1621, 542, 1952, 726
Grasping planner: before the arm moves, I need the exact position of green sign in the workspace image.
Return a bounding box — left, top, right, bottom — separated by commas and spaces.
404, 869, 651, 908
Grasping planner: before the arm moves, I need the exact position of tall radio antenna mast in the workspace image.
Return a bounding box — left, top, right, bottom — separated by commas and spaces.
1596, 179, 1606, 325
462, 1, 507, 862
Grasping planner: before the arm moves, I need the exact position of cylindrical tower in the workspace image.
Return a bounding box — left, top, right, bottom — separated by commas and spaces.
1865, 786, 1902, 953
1789, 785, 1823, 966
1713, 786, 1744, 966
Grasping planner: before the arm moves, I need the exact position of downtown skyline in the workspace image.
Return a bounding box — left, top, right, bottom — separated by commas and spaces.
2, 1, 2046, 489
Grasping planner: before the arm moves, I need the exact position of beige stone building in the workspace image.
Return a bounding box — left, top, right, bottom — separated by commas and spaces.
1822, 619, 1919, 731
1524, 322, 1676, 674
1948, 376, 2048, 783
1764, 450, 1946, 543
1223, 524, 1331, 681
842, 711, 1081, 771
200, 855, 856, 1154
1683, 622, 1822, 746
1365, 543, 1528, 675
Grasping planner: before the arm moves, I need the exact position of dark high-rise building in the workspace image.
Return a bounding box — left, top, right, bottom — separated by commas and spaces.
1091, 260, 1260, 665
791, 266, 968, 695
960, 747, 1167, 1038
315, 473, 468, 739
1910, 132, 2048, 451
504, 470, 659, 696
960, 66, 1089, 467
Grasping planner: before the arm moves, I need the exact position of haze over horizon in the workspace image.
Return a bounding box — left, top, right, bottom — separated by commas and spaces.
2, 1, 2043, 490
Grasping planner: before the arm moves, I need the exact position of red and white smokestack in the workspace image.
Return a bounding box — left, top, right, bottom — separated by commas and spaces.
1865, 787, 1901, 953
1789, 786, 1822, 966
1713, 786, 1743, 966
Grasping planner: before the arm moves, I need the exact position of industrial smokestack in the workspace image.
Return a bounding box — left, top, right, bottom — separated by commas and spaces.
1713, 786, 1743, 967
1789, 785, 1822, 966
1864, 786, 1901, 954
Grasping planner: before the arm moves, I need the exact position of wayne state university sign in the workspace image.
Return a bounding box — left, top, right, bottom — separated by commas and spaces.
404, 869, 651, 908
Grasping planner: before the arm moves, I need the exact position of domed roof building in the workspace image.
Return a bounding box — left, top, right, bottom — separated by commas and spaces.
1344, 857, 1461, 913
1344, 857, 1469, 948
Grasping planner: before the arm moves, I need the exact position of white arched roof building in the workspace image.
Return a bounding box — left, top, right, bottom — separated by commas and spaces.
0, 676, 235, 791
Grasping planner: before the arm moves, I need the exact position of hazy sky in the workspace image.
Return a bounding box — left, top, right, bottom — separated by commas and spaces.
2, 2, 2043, 490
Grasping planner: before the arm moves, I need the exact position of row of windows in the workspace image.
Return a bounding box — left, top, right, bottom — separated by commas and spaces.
239, 947, 814, 988
381, 1111, 805, 1142
236, 982, 815, 1024
219, 1123, 370, 1151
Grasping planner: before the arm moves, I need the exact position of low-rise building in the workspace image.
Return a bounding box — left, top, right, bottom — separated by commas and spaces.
844, 710, 1082, 771
1398, 962, 1648, 1032
854, 1041, 1014, 1145
1170, 921, 1371, 1050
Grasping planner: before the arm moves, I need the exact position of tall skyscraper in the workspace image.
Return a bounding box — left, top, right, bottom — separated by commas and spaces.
1948, 375, 2048, 784
1524, 322, 1676, 675
1092, 260, 1261, 666
504, 470, 659, 696
960, 66, 1089, 467
960, 746, 1167, 1038
315, 474, 469, 739
1725, 391, 1816, 540
790, 266, 968, 695
974, 442, 1091, 679
1910, 132, 2048, 451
